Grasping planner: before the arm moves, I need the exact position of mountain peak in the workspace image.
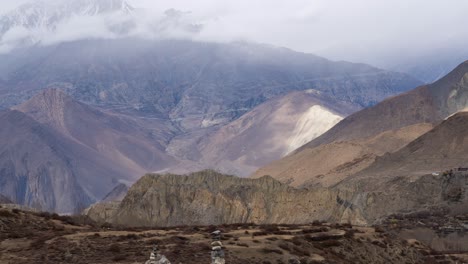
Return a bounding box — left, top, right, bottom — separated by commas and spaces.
12, 88, 78, 132
0, 0, 134, 39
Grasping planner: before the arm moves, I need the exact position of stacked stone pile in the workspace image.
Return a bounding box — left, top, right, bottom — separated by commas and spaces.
145, 245, 171, 264
211, 230, 225, 264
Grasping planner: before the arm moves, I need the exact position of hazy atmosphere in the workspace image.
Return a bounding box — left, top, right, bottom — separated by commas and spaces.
2, 0, 468, 263
1, 0, 468, 67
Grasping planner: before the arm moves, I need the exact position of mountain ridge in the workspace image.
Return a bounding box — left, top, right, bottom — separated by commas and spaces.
255, 60, 468, 187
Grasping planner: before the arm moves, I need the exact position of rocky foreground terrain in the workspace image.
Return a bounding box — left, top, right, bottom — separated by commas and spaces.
2, 205, 467, 264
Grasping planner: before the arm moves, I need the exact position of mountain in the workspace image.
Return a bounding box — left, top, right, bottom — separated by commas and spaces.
253, 123, 433, 187
0, 89, 179, 213
351, 111, 468, 179
319, 112, 468, 224
0, 109, 98, 212
0, 89, 358, 212
168, 90, 359, 176
0, 0, 134, 50
0, 38, 421, 132
255, 60, 468, 186
387, 49, 468, 84
13, 89, 176, 172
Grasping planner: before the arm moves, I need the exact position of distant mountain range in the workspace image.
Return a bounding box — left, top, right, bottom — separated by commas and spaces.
88, 62, 468, 226
0, 0, 439, 213
387, 49, 468, 84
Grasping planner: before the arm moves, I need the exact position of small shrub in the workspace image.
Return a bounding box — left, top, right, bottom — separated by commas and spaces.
320, 240, 341, 248
292, 246, 310, 256
108, 243, 121, 253
278, 242, 290, 251
261, 248, 283, 254
112, 254, 127, 261
237, 242, 249, 247
0, 210, 15, 218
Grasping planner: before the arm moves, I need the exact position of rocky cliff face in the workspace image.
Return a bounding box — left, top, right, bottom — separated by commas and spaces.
86, 170, 468, 227
331, 172, 468, 225
89, 170, 336, 226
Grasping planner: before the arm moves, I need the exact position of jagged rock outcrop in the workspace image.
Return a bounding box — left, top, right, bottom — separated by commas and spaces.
331, 172, 468, 225
86, 169, 468, 226
87, 170, 336, 226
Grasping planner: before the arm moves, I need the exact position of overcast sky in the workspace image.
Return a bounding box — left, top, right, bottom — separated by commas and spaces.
1, 0, 468, 66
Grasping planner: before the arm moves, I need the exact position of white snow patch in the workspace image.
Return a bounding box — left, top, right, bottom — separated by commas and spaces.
285, 105, 343, 154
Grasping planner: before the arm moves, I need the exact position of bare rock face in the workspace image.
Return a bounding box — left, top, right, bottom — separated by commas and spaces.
89, 170, 336, 227
86, 169, 468, 227
331, 172, 468, 225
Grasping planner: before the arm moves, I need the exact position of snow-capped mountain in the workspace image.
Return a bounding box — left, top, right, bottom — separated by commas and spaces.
0, 0, 205, 53
0, 0, 133, 33
0, 0, 135, 52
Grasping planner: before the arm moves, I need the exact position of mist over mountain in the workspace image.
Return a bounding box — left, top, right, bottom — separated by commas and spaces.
385, 47, 468, 84
2, 0, 468, 81
0, 0, 203, 53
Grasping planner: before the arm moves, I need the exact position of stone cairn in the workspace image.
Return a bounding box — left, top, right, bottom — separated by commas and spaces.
211, 230, 226, 264
145, 245, 171, 264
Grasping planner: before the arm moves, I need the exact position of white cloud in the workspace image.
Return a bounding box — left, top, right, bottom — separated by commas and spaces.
1, 0, 468, 66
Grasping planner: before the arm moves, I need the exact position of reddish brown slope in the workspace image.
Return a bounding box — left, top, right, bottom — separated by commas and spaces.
255, 61, 468, 186
0, 89, 181, 212
0, 110, 129, 213
14, 89, 177, 172
351, 111, 468, 180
